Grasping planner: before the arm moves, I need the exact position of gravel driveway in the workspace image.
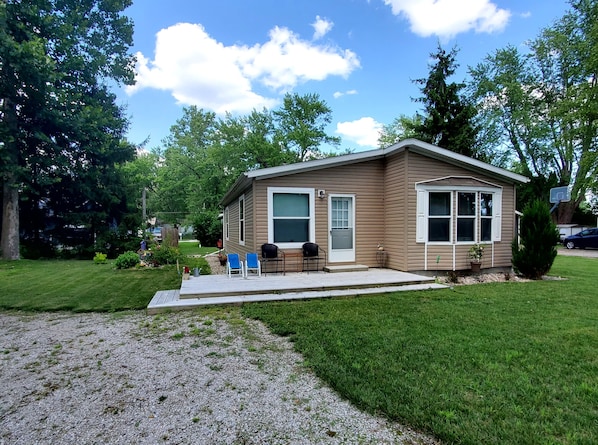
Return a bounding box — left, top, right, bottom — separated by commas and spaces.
1, 310, 438, 445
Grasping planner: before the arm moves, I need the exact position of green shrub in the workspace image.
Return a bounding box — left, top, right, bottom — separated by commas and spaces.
512, 200, 560, 279
93, 252, 108, 264
191, 210, 222, 247
151, 245, 182, 265
115, 251, 140, 269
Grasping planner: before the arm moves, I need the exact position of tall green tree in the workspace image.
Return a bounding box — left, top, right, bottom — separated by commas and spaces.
412, 45, 478, 157
377, 114, 422, 148
469, 0, 598, 222
152, 94, 341, 224
0, 0, 135, 259
273, 92, 341, 162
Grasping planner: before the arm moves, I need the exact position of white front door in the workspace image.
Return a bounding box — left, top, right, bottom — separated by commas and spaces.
328, 195, 355, 263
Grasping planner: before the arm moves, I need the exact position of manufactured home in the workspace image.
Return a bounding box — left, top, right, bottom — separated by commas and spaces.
220, 139, 528, 273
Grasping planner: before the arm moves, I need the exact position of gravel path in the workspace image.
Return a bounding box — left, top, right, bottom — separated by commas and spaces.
1, 310, 438, 445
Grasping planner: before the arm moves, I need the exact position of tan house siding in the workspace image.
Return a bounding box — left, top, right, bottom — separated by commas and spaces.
223, 187, 254, 258
220, 140, 526, 273
383, 151, 408, 271
253, 161, 385, 266
404, 150, 517, 271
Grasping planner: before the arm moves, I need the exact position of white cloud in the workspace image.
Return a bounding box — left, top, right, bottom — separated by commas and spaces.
336, 117, 383, 147
333, 89, 358, 99
127, 22, 359, 114
383, 0, 511, 39
312, 15, 333, 40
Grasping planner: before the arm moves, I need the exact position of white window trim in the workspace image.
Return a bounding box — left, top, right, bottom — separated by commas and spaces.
238, 194, 245, 246
267, 187, 315, 249
416, 185, 502, 244
224, 206, 230, 241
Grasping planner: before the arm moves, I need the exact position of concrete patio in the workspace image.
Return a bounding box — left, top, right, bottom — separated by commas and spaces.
147, 268, 447, 314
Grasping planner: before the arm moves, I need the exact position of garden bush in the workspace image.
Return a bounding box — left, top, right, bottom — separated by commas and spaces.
151, 245, 182, 265
93, 252, 108, 264
114, 251, 140, 269
191, 210, 222, 247
512, 200, 560, 279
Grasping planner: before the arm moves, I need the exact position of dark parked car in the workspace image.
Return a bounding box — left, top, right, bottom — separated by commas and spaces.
563, 228, 598, 249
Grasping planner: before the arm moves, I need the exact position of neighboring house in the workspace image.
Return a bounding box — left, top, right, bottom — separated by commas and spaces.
220, 139, 529, 273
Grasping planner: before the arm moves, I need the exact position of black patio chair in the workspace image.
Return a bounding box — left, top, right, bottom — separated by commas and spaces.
302, 242, 326, 273
261, 243, 285, 275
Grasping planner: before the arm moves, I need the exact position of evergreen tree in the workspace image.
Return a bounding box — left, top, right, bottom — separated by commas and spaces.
512, 200, 560, 279
412, 44, 478, 157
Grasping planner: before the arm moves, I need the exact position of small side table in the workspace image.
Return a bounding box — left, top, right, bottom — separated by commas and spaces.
376, 250, 387, 268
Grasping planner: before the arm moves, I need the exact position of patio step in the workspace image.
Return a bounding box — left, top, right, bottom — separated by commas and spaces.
147, 281, 446, 314
324, 264, 369, 273
147, 270, 446, 314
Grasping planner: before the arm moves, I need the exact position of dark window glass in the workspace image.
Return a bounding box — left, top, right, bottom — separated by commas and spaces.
429, 219, 450, 242
273, 219, 309, 243
457, 219, 475, 241
429, 192, 451, 216
481, 219, 492, 241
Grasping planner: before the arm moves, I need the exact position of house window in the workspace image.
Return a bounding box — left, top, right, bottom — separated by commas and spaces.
428, 192, 451, 242
416, 185, 502, 244
238, 195, 245, 245
480, 193, 493, 241
268, 187, 315, 248
457, 192, 476, 241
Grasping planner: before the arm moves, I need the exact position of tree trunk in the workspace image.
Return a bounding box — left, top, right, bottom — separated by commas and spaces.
1, 173, 20, 260
556, 200, 578, 225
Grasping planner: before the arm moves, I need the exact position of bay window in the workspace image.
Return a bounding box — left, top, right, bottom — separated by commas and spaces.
416, 185, 502, 244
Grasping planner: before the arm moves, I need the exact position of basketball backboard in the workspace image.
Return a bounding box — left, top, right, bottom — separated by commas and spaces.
550, 186, 571, 203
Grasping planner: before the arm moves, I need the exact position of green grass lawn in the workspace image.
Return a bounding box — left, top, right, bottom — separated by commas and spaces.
242, 255, 598, 445
0, 259, 184, 312
176, 240, 218, 257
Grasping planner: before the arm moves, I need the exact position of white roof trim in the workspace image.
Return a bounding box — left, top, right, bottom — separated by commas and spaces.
245, 149, 385, 180
246, 139, 528, 184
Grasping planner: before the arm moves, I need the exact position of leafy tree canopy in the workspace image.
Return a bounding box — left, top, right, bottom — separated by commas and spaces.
469, 0, 598, 221
1, 0, 136, 259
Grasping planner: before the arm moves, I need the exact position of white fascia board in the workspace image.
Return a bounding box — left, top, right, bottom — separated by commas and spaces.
247, 149, 385, 180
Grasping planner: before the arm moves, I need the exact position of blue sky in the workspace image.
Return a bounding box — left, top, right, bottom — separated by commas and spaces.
116, 0, 570, 152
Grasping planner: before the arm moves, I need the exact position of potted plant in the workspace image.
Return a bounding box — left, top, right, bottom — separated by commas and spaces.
468, 243, 484, 272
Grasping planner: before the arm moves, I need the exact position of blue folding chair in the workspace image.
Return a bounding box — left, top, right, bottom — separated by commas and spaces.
226, 253, 244, 278
245, 253, 261, 277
